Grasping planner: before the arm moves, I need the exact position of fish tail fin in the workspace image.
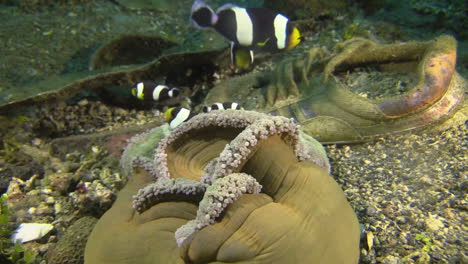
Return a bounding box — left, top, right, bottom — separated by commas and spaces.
191, 0, 218, 28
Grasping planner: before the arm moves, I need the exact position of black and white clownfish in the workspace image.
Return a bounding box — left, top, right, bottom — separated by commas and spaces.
164, 106, 195, 129
165, 102, 243, 129
202, 102, 242, 113
131, 81, 180, 102
190, 0, 302, 70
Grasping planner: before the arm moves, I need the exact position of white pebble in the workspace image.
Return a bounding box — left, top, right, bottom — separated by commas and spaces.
12, 223, 54, 243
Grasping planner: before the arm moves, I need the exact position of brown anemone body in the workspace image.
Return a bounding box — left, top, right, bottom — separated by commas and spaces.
85, 111, 360, 263
180, 134, 360, 263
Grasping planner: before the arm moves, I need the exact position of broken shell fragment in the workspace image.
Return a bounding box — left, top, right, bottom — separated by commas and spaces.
12, 223, 54, 243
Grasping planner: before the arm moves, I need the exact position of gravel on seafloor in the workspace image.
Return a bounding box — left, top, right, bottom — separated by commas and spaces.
326, 122, 468, 264
3, 99, 466, 264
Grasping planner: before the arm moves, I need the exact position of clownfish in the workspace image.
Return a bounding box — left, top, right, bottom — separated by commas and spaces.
190, 0, 302, 70
164, 106, 195, 129
131, 81, 180, 102
165, 102, 243, 129
202, 102, 242, 113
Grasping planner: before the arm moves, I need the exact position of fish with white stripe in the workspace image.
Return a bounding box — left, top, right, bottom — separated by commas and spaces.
190, 0, 302, 70
165, 106, 196, 129
166, 102, 243, 128
131, 81, 181, 102
202, 102, 242, 113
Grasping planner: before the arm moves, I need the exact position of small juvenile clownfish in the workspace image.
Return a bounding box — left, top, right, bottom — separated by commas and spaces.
131, 81, 180, 102
165, 102, 243, 128
202, 102, 242, 113
165, 106, 195, 129
190, 0, 302, 70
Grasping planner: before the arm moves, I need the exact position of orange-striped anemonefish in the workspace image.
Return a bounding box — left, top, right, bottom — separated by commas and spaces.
131, 81, 180, 102
190, 0, 302, 70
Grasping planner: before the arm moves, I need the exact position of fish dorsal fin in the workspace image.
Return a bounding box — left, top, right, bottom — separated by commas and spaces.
216, 3, 240, 13
191, 0, 217, 28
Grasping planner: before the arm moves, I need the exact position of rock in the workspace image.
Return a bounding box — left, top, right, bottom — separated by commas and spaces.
3, 162, 44, 181
366, 205, 378, 216
381, 255, 400, 264
0, 169, 9, 194
366, 231, 374, 251
45, 196, 55, 205
98, 167, 123, 190
46, 172, 74, 194
426, 216, 445, 231
5, 179, 24, 200
443, 208, 455, 219
35, 202, 54, 216
69, 180, 115, 215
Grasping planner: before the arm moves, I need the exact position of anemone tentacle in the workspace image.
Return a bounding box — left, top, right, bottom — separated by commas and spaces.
131, 110, 332, 246
174, 173, 261, 247
132, 178, 207, 213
